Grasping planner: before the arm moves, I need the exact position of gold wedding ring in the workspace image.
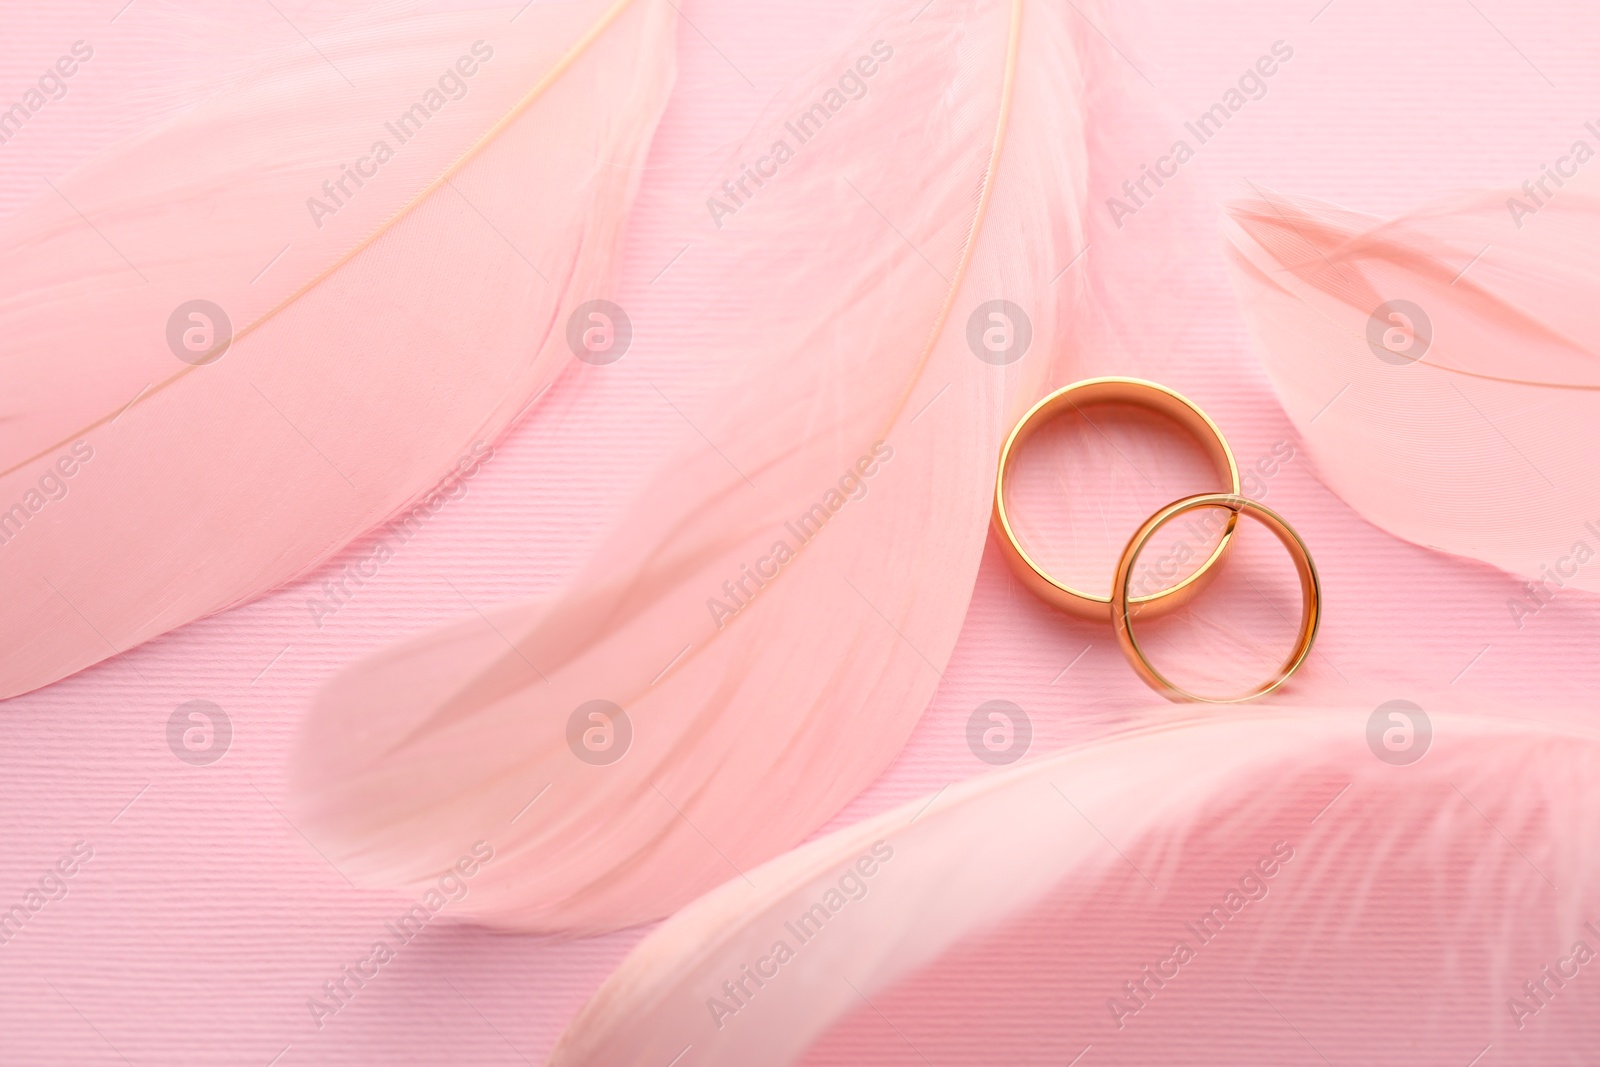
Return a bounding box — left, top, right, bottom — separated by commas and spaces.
994, 379, 1321, 703
1111, 494, 1320, 703
993, 377, 1240, 621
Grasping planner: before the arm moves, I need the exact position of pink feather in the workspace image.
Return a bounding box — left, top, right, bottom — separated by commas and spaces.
290, 0, 1093, 932
1224, 179, 1600, 595
0, 0, 676, 698
552, 709, 1600, 1064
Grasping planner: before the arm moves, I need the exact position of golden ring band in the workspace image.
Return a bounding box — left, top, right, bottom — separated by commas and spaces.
993, 377, 1240, 621
992, 377, 1320, 702
1111, 494, 1321, 704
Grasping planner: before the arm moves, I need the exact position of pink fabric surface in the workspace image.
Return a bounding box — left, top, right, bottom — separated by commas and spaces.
3, 1, 1598, 1063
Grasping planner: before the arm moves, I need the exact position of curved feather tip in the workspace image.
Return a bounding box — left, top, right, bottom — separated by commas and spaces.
1224, 181, 1600, 597
552, 708, 1600, 1065
0, 0, 676, 698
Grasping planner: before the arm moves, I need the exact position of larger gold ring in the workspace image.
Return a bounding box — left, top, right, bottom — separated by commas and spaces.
1111, 493, 1322, 704
993, 377, 1241, 620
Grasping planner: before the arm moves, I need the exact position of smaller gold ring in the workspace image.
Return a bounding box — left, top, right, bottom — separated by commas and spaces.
993, 377, 1241, 621
1111, 494, 1321, 704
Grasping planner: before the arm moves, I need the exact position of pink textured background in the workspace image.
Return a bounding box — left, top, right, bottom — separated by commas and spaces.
4, 1, 1600, 1062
